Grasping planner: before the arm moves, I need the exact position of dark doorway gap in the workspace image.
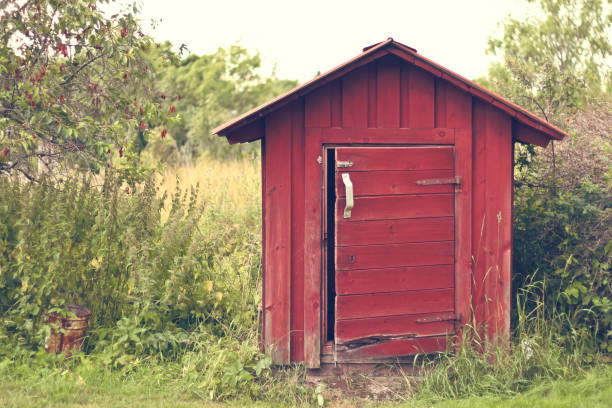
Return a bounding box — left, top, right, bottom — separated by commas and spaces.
326, 148, 336, 341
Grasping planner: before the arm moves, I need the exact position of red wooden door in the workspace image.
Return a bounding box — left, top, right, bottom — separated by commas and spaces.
334, 146, 457, 361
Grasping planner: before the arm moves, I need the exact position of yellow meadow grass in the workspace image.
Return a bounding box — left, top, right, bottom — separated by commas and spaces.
158, 155, 261, 221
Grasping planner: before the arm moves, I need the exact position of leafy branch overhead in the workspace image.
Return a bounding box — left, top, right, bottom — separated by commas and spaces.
0, 0, 177, 180
150, 45, 298, 161
483, 0, 612, 121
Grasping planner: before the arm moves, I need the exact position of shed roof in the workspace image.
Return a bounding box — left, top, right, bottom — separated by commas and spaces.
213, 38, 569, 144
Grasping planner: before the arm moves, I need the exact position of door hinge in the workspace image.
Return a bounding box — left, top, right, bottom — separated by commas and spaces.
416, 313, 462, 324
337, 160, 354, 168
416, 176, 461, 186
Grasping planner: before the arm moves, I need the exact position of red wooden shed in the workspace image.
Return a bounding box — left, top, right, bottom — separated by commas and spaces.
213, 39, 568, 368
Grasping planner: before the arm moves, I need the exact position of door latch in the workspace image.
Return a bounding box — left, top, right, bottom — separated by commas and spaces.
337, 160, 354, 168
341, 173, 353, 218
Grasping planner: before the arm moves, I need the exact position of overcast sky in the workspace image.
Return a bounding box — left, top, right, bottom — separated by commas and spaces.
127, 0, 538, 83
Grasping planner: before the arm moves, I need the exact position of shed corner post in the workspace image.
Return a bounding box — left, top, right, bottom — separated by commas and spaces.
303, 127, 323, 368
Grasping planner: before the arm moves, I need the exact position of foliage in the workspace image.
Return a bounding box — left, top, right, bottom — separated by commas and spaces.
146, 45, 297, 162
415, 281, 599, 402
0, 155, 307, 402
480, 0, 612, 353
482, 0, 612, 120
0, 0, 176, 180
512, 101, 611, 352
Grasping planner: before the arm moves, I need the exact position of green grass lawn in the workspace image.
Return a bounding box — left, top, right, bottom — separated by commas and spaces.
1, 363, 610, 408
407, 364, 612, 408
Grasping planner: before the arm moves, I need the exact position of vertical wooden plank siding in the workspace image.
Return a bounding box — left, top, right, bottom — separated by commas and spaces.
472, 101, 488, 337
305, 84, 331, 128
399, 64, 411, 128
376, 58, 401, 128
263, 108, 292, 364
408, 66, 435, 128
290, 100, 305, 362
483, 106, 512, 344
367, 64, 378, 128
303, 127, 323, 368
435, 79, 447, 128
330, 80, 342, 128
471, 102, 512, 344
341, 67, 368, 128
260, 134, 266, 353
445, 84, 472, 129
454, 128, 472, 343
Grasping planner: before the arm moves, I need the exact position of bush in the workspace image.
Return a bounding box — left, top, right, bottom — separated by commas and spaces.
512, 101, 612, 353
0, 158, 262, 363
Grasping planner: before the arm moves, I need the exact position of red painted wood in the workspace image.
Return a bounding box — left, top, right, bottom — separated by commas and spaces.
336, 217, 454, 247
483, 106, 512, 344
290, 100, 305, 362
330, 80, 342, 127
408, 66, 435, 128
453, 128, 473, 345
513, 121, 550, 147
336, 146, 453, 171
336, 241, 454, 270
367, 64, 377, 128
260, 130, 266, 353
320, 127, 455, 144
303, 127, 323, 368
336, 194, 453, 222
376, 58, 401, 128
336, 288, 454, 319
400, 63, 411, 127
445, 83, 472, 129
336, 312, 455, 343
335, 336, 447, 360
472, 101, 488, 335
218, 42, 567, 145
341, 67, 368, 128
472, 102, 512, 345
263, 107, 293, 364
226, 119, 264, 144
335, 170, 454, 197
305, 83, 331, 128
435, 79, 447, 128
336, 264, 454, 295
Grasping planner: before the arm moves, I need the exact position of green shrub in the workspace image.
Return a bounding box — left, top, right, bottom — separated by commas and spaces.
0, 169, 261, 361
416, 281, 596, 401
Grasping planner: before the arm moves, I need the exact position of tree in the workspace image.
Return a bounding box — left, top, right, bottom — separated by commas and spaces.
483, 0, 612, 121
482, 0, 612, 351
0, 0, 175, 181
147, 45, 298, 162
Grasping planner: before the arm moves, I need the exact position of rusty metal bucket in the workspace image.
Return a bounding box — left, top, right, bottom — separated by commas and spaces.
45, 304, 91, 354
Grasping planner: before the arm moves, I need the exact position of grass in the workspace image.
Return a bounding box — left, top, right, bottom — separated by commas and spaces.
408, 364, 612, 408
0, 362, 609, 407
157, 153, 261, 222
1, 156, 609, 407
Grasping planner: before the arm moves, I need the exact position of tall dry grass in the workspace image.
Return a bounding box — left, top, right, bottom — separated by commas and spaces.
157, 154, 261, 222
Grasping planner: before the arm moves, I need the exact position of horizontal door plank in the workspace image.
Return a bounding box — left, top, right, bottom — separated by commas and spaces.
336, 312, 455, 344
335, 288, 454, 319
336, 146, 453, 171
336, 241, 453, 270
334, 336, 448, 360
336, 194, 453, 221
321, 127, 455, 145
336, 264, 453, 295
336, 169, 454, 197
336, 217, 454, 247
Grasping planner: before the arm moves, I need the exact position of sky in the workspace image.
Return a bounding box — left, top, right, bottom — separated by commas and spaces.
124, 0, 538, 83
